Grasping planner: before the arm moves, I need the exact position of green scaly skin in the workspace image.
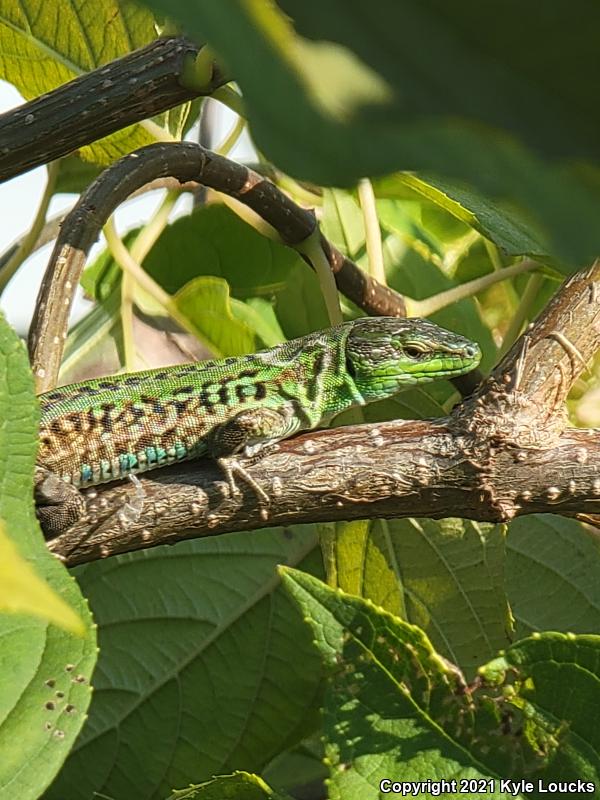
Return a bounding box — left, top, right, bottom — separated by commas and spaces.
35, 317, 481, 536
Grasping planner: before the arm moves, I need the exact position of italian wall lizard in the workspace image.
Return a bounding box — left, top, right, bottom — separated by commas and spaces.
35, 317, 481, 536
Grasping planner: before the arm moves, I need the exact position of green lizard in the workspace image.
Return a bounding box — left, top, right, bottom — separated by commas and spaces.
35, 317, 481, 537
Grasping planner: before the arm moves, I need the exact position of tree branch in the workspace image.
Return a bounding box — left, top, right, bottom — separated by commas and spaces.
47, 261, 600, 566
29, 142, 406, 391
0, 37, 228, 183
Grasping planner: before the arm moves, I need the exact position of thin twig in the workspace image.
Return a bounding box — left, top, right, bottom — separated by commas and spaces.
215, 115, 246, 157
103, 215, 216, 360
0, 161, 59, 293
296, 230, 344, 326
410, 259, 539, 318
358, 177, 386, 286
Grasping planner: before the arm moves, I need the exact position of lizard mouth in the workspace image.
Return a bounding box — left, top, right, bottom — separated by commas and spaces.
393, 342, 482, 382
408, 346, 482, 379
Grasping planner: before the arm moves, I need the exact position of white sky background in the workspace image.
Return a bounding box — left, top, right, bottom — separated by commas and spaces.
0, 79, 254, 336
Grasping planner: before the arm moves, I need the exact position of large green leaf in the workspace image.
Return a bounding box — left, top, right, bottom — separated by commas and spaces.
284, 570, 600, 799
137, 0, 600, 266
170, 771, 292, 800
143, 204, 304, 298
282, 569, 514, 800
331, 518, 511, 677
0, 523, 83, 634
375, 173, 551, 262
507, 515, 600, 640
0, 314, 96, 800
174, 275, 258, 357
0, 0, 169, 164
46, 528, 323, 800
481, 633, 600, 789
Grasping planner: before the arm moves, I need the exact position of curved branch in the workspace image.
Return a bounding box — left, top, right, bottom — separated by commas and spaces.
29, 142, 406, 390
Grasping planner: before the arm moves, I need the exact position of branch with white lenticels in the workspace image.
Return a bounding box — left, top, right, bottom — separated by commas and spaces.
48, 262, 600, 566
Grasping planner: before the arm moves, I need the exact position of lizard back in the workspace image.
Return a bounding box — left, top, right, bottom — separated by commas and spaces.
37, 328, 351, 487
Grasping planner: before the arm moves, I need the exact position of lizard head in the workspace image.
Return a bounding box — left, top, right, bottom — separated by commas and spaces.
344, 317, 481, 400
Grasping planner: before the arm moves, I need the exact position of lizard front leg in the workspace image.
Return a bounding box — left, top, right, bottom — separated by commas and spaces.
207, 407, 297, 504
35, 466, 87, 538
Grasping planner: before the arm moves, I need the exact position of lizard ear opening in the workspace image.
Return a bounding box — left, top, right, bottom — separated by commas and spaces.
345, 354, 357, 379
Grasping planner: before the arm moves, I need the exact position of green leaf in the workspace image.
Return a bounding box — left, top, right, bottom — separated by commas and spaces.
274, 263, 329, 340
331, 518, 511, 677
481, 633, 600, 788
375, 173, 551, 261
0, 0, 166, 165
507, 515, 600, 639
143, 204, 304, 298
284, 571, 600, 797
169, 771, 292, 800
174, 276, 257, 357
376, 196, 472, 276
281, 569, 512, 800
136, 0, 600, 266
321, 189, 365, 259
54, 156, 102, 195
232, 297, 286, 348
0, 523, 83, 635
47, 529, 323, 799
0, 314, 96, 800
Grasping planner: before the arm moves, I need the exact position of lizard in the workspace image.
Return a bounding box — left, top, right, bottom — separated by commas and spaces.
34, 316, 481, 537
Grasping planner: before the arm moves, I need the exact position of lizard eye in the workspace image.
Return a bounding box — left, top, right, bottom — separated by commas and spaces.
404, 344, 426, 359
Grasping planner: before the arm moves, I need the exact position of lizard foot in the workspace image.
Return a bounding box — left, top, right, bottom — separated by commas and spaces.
217, 456, 270, 506
35, 466, 86, 539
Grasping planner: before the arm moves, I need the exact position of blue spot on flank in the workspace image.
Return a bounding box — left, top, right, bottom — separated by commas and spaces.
100, 459, 111, 478
156, 447, 167, 463
120, 453, 138, 473
175, 443, 187, 459
81, 465, 93, 483
146, 447, 158, 463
